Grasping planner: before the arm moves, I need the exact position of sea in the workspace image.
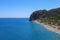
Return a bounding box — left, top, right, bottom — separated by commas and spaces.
0, 18, 60, 40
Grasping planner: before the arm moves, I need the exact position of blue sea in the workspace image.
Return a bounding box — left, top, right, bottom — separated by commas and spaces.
0, 18, 60, 40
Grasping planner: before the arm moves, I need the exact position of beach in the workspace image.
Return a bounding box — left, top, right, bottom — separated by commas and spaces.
34, 20, 60, 34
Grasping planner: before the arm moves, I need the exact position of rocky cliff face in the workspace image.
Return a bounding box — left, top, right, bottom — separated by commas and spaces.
29, 10, 47, 21
29, 7, 60, 21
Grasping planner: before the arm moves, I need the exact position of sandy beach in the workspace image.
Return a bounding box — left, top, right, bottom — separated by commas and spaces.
34, 20, 60, 34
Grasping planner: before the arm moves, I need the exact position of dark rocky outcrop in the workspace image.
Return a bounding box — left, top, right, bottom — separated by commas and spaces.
29, 7, 60, 21
29, 10, 47, 21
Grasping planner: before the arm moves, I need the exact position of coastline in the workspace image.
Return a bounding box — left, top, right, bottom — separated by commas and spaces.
34, 20, 60, 34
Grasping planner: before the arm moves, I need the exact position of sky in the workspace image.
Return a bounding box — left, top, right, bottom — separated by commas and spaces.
0, 0, 60, 18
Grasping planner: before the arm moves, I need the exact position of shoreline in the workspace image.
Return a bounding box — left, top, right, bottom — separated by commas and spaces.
34, 20, 60, 34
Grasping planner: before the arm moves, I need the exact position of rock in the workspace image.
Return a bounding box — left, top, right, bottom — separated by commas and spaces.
29, 10, 47, 21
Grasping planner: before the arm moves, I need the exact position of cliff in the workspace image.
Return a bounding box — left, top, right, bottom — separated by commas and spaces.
29, 7, 60, 26
29, 10, 47, 21
29, 7, 60, 21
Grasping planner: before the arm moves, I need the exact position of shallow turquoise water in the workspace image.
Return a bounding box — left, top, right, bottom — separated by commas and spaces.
0, 18, 60, 40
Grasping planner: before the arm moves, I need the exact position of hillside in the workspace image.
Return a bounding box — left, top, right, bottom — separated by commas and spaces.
29, 7, 60, 27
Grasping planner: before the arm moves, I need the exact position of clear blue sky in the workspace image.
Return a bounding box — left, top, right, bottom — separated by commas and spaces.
0, 0, 60, 18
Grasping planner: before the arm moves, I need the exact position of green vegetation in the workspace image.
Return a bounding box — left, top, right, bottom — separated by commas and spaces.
29, 7, 60, 28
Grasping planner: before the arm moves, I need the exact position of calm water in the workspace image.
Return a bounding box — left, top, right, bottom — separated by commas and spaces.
0, 18, 60, 40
